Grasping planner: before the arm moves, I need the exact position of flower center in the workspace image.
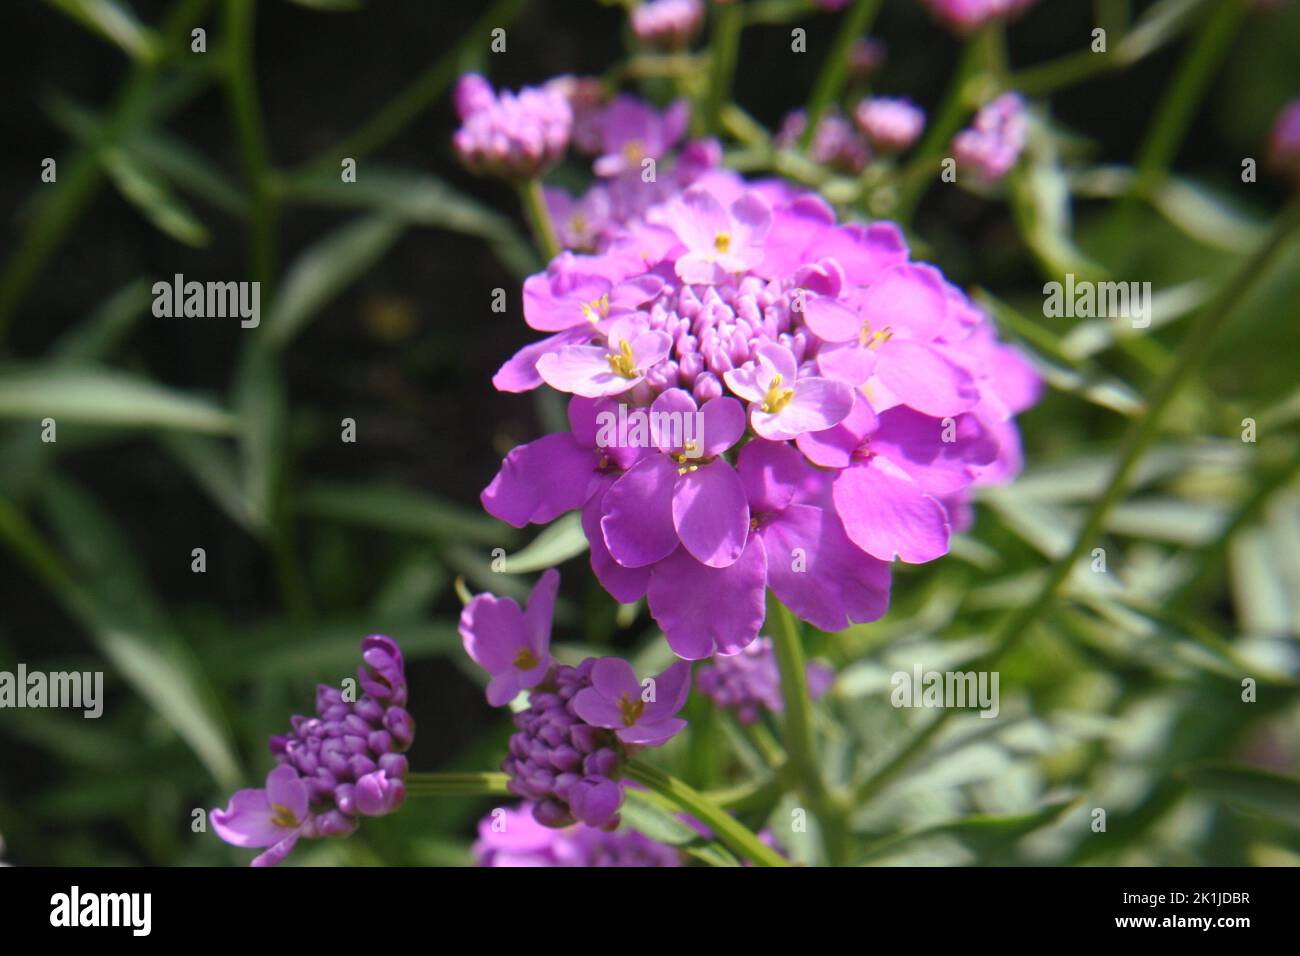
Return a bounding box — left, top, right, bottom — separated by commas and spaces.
860, 323, 893, 349
513, 646, 540, 671
581, 293, 610, 325
622, 140, 646, 163
607, 338, 639, 379
713, 232, 731, 254
270, 803, 299, 829
617, 692, 645, 727
760, 373, 795, 414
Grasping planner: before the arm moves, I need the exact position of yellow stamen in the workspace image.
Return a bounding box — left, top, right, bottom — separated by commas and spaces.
513, 647, 540, 671
760, 373, 795, 414
714, 232, 731, 254
607, 338, 639, 378
270, 804, 299, 828
617, 692, 645, 727
622, 140, 646, 163
581, 293, 610, 325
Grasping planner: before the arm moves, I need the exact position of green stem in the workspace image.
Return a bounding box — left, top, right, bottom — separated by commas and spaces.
798, 0, 883, 150
1104, 0, 1246, 251
699, 0, 744, 137
624, 760, 789, 867
768, 594, 849, 865
853, 199, 1300, 806
406, 772, 511, 796
223, 0, 276, 292
891, 28, 989, 223
517, 178, 560, 262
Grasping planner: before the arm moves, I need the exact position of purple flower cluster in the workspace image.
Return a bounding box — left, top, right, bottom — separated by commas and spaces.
475, 804, 682, 866
696, 637, 834, 725
544, 90, 720, 251
919, 0, 1039, 34
630, 0, 704, 50
952, 92, 1027, 184
854, 97, 926, 154
482, 167, 1041, 660
459, 571, 690, 828
453, 74, 573, 180
1268, 97, 1300, 183
211, 635, 413, 866
776, 109, 872, 173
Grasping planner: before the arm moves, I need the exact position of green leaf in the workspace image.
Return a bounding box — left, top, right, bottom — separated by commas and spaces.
621, 788, 702, 846
858, 799, 1079, 864
264, 214, 405, 348
0, 363, 236, 433
1183, 765, 1300, 830
159, 432, 262, 532
499, 512, 587, 573
45, 0, 158, 62
100, 146, 210, 247
297, 481, 509, 545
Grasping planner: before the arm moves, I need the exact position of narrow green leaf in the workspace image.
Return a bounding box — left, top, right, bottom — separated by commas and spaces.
0, 364, 236, 434
1183, 765, 1300, 830
297, 481, 508, 545
499, 512, 587, 573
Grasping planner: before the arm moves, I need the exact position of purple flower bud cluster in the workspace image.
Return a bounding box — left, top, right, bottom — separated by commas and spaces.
503, 658, 628, 830
453, 74, 573, 180
211, 635, 413, 866
854, 97, 926, 154
630, 0, 704, 50
776, 110, 872, 173
475, 804, 682, 866
919, 0, 1039, 35
696, 637, 834, 725
952, 92, 1027, 184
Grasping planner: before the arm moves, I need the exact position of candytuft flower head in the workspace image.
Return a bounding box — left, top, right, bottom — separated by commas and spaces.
460, 568, 560, 705
854, 97, 926, 154
952, 92, 1027, 184
630, 0, 704, 51
776, 110, 871, 173
453, 74, 573, 180
460, 574, 689, 828
475, 804, 682, 866
919, 0, 1039, 34
483, 173, 1041, 659
211, 635, 413, 866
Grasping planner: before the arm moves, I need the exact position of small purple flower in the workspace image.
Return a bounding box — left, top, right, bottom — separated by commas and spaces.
460, 569, 560, 706
696, 637, 834, 725
854, 97, 926, 154
536, 314, 674, 397
952, 92, 1027, 184
593, 97, 691, 178
211, 635, 412, 866
474, 804, 682, 866
211, 766, 309, 868
453, 74, 573, 180
724, 342, 854, 441
572, 658, 692, 745
667, 187, 773, 284
630, 0, 704, 51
